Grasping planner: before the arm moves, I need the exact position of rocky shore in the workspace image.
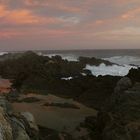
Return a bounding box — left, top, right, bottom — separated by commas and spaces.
0, 51, 139, 139
1, 75, 140, 140
0, 96, 39, 140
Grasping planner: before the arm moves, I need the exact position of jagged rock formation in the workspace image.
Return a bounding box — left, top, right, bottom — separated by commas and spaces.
114, 77, 132, 94
0, 96, 39, 140
0, 107, 13, 140
80, 77, 140, 140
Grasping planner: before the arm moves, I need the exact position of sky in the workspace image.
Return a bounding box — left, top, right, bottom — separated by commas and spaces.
0, 0, 140, 50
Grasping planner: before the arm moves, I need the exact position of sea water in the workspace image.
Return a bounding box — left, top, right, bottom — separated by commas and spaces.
37, 49, 140, 76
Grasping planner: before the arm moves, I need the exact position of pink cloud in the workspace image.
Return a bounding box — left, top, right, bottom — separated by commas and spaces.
24, 0, 83, 13
0, 4, 73, 25
121, 7, 140, 20
0, 0, 140, 49
0, 31, 22, 39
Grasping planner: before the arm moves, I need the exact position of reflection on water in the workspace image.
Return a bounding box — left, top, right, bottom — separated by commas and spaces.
12, 94, 97, 132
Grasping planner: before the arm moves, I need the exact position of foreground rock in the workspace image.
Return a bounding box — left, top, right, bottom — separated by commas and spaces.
0, 96, 39, 140
0, 107, 13, 140
127, 67, 140, 82
81, 77, 140, 140
111, 77, 140, 121
77, 75, 121, 109
39, 125, 74, 140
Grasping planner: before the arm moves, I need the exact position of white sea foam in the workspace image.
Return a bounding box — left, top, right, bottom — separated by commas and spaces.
61, 55, 78, 61
0, 52, 8, 56
85, 63, 137, 76
61, 77, 73, 80
103, 56, 140, 66
37, 52, 61, 57
38, 52, 140, 76
38, 52, 78, 61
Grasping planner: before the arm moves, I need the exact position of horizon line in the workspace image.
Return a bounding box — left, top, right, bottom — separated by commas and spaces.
1, 48, 140, 52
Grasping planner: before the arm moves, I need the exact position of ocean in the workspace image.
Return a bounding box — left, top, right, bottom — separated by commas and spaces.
37, 49, 140, 76
37, 49, 140, 65
2, 49, 140, 76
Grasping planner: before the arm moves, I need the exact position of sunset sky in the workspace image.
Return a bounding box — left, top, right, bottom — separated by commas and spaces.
0, 0, 140, 50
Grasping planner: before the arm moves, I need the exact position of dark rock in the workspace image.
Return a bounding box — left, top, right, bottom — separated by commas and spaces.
18, 97, 41, 103
79, 56, 114, 66
0, 96, 13, 114
38, 125, 73, 140
114, 77, 132, 94
102, 122, 131, 140
43, 102, 80, 109
77, 75, 121, 109
98, 79, 140, 140
6, 89, 20, 102
79, 77, 140, 140
111, 82, 140, 121
82, 69, 92, 76
97, 111, 113, 132
127, 68, 140, 82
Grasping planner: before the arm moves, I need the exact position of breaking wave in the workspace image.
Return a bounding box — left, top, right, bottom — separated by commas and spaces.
0, 52, 8, 56
38, 52, 140, 76
103, 56, 140, 66
38, 52, 78, 61
85, 63, 137, 76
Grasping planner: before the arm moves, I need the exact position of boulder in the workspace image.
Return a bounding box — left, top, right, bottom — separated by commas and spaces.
19, 112, 39, 140
111, 77, 132, 108
0, 107, 13, 140
80, 78, 140, 140
127, 68, 140, 82
0, 96, 13, 114
0, 96, 39, 140
114, 77, 132, 94
99, 80, 140, 140
11, 118, 30, 140
112, 82, 140, 121
38, 125, 74, 140
101, 121, 140, 140
20, 112, 38, 132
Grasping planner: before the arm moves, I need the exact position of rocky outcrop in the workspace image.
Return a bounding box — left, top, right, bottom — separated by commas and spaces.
80, 77, 140, 140
99, 78, 140, 140
38, 125, 74, 140
0, 107, 13, 140
77, 75, 121, 109
127, 68, 140, 82
79, 56, 114, 66
111, 78, 140, 121
0, 96, 39, 140
114, 77, 132, 94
